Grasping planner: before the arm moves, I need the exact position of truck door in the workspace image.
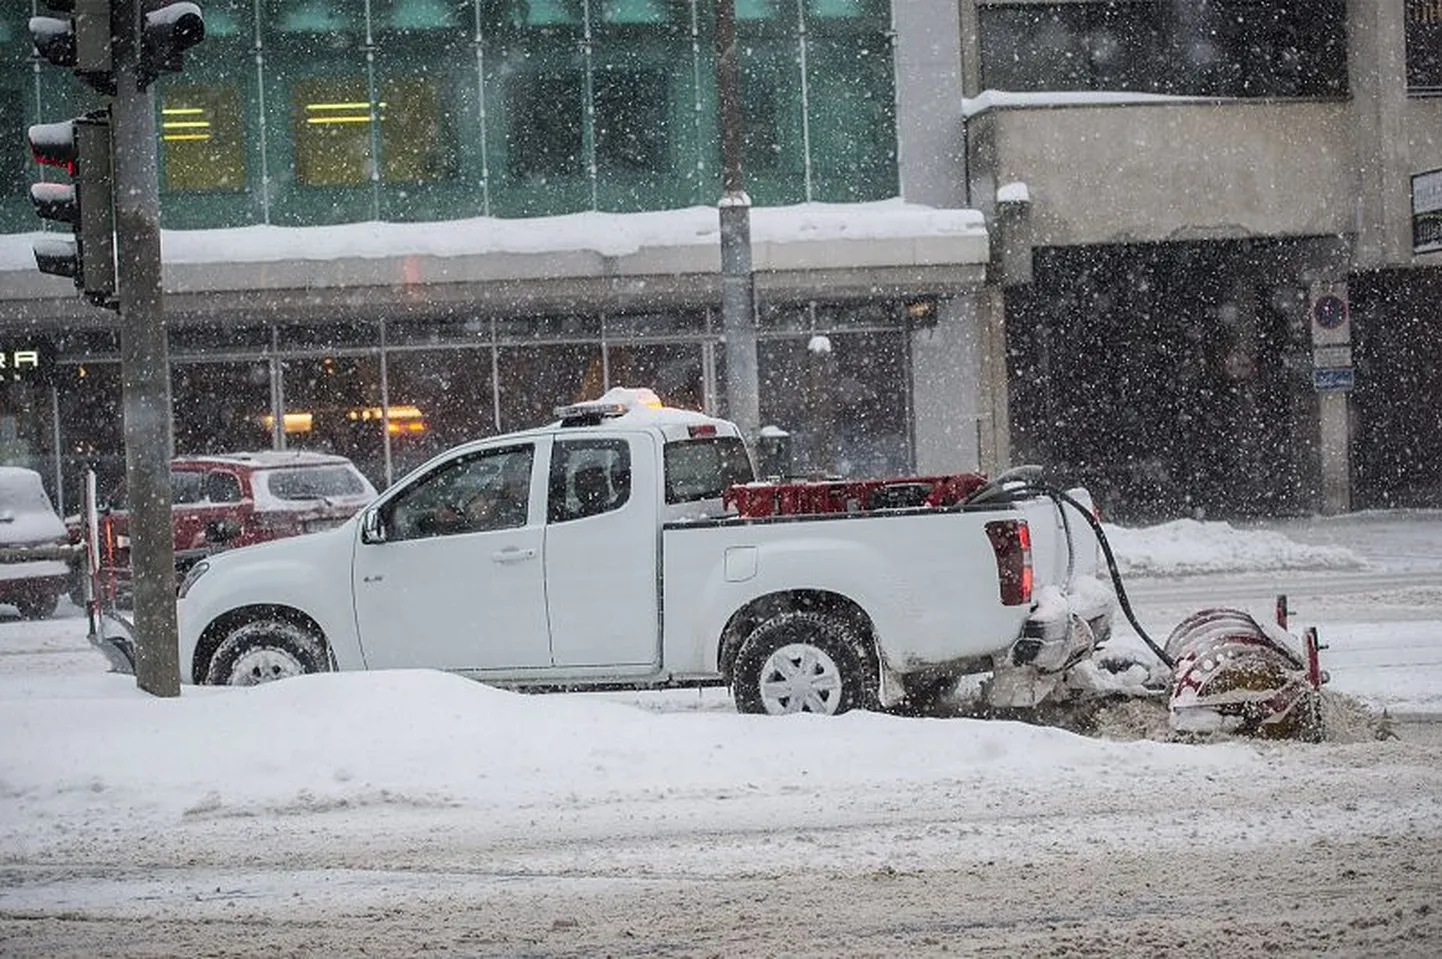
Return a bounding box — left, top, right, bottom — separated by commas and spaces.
544, 435, 659, 668
351, 440, 551, 671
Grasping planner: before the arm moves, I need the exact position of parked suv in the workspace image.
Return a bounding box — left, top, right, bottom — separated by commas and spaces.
73, 451, 377, 602
0, 466, 75, 619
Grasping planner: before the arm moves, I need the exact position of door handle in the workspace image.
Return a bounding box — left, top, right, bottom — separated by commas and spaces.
491, 547, 537, 564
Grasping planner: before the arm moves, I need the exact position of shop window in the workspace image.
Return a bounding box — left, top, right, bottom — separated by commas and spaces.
506, 74, 584, 179
978, 1, 1347, 98
595, 70, 669, 174
1408, 0, 1442, 93
292, 77, 373, 187
161, 85, 247, 192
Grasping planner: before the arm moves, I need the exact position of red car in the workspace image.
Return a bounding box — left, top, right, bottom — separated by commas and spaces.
73, 451, 378, 603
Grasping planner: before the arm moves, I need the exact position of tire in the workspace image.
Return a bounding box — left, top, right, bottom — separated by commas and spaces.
204, 617, 330, 687
16, 589, 60, 621
731, 611, 876, 716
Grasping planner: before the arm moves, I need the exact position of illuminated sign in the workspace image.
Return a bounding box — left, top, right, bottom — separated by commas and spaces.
0, 343, 56, 384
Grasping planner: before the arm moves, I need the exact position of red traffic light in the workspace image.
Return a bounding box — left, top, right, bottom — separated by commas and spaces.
28, 121, 79, 175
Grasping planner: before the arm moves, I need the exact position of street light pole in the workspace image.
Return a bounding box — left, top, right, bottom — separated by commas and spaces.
715, 0, 760, 440
112, 0, 180, 697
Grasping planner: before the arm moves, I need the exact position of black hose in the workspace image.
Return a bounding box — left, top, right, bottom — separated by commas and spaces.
969, 480, 1175, 669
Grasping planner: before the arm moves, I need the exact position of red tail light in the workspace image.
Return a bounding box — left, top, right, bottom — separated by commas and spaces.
985, 519, 1033, 607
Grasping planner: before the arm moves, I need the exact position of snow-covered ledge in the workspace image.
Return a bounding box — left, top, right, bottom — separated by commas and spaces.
0, 200, 988, 303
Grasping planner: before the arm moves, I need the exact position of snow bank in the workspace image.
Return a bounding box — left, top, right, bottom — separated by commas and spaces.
1105, 518, 1368, 577
0, 668, 1247, 839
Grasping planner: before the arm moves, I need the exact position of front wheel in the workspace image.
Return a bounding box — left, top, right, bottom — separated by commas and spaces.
731, 611, 876, 716
205, 617, 330, 686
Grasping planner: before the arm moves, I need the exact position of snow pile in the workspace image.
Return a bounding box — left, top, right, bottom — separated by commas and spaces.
0, 668, 1249, 840
1105, 518, 1368, 577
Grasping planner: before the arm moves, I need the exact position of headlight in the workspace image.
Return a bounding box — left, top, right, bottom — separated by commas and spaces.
177, 560, 211, 599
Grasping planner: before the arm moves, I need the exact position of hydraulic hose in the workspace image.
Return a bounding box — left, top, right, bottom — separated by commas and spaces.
968, 478, 1175, 669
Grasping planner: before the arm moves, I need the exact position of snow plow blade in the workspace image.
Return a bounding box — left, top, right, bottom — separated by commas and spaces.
1165, 608, 1323, 741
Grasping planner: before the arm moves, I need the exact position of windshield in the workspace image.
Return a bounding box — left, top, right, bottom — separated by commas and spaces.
663, 437, 754, 504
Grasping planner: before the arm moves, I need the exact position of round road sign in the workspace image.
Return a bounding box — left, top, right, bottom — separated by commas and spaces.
1313, 294, 1348, 330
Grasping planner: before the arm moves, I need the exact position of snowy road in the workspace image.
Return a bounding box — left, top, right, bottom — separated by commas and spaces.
1, 511, 1440, 957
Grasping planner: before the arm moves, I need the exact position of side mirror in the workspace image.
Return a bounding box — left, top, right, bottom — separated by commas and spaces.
203, 518, 242, 545
360, 508, 387, 545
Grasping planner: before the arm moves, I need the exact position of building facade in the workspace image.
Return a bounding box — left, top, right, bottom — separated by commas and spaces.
2, 0, 1000, 513
961, 0, 1442, 519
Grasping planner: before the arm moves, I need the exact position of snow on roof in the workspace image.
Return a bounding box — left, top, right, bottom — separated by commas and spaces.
173, 451, 359, 470
1, 199, 985, 271
962, 89, 1218, 119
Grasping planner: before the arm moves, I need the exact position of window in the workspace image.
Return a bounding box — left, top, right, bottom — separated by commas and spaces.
201, 471, 243, 504
0, 86, 25, 200
1408, 0, 1442, 93
978, 1, 1348, 98
548, 439, 632, 522
292, 77, 373, 186
378, 77, 458, 183
506, 74, 584, 179
384, 445, 534, 541
594, 70, 669, 174
161, 84, 247, 192
170, 472, 204, 506
264, 466, 369, 501
664, 437, 754, 504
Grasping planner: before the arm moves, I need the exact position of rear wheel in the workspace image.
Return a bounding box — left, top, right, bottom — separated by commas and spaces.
732, 611, 875, 715
205, 617, 329, 686
15, 588, 59, 621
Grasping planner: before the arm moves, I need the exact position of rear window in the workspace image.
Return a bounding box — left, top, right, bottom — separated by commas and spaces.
264, 465, 370, 501
664, 437, 754, 504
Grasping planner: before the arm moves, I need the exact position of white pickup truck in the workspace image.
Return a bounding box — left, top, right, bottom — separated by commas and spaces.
176, 390, 1114, 714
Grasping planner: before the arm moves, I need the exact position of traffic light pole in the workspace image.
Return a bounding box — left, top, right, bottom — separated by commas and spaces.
111, 0, 180, 697
715, 0, 760, 441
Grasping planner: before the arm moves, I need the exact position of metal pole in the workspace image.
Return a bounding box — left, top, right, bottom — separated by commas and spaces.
715, 0, 760, 440
111, 0, 180, 697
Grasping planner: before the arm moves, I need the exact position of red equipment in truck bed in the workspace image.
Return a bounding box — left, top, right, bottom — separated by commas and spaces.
723, 473, 988, 518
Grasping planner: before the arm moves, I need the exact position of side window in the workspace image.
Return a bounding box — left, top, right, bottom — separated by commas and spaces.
382, 445, 534, 542
201, 471, 242, 504
170, 471, 204, 505
548, 438, 632, 524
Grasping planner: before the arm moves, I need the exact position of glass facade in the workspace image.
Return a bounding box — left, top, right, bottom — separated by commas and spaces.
977, 0, 1349, 98
0, 0, 899, 234
1408, 0, 1442, 93
36, 305, 912, 510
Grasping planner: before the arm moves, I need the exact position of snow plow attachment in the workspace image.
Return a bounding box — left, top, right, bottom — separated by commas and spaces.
1165, 607, 1325, 741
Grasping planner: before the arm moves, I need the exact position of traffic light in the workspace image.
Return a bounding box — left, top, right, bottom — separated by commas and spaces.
30, 0, 115, 95
140, 3, 205, 88
27, 114, 117, 307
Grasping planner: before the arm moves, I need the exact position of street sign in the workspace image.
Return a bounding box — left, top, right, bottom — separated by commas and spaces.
1313, 367, 1354, 391
1414, 168, 1442, 254
1312, 343, 1353, 368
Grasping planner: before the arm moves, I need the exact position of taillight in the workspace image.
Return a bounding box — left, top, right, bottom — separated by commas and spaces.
985, 519, 1033, 607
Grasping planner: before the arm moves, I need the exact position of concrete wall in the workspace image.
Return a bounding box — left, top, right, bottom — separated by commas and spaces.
967, 100, 1356, 248
893, 0, 966, 208
910, 295, 984, 474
